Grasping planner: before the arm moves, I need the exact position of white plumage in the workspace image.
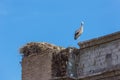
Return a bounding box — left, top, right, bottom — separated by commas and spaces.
74, 22, 84, 40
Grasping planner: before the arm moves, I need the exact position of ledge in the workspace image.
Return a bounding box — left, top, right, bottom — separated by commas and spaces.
78, 31, 120, 49
78, 64, 120, 79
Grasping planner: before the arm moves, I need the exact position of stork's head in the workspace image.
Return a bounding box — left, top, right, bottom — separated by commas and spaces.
81, 21, 84, 26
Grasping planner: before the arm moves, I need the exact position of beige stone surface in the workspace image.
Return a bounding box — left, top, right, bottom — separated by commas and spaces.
77, 38, 120, 77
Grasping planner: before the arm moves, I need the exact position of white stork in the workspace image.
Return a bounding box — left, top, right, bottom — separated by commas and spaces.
74, 22, 84, 40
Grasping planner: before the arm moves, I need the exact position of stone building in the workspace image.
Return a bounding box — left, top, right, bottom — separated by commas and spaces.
20, 31, 120, 80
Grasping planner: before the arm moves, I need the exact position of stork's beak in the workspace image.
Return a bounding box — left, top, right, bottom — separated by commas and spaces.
81, 21, 84, 25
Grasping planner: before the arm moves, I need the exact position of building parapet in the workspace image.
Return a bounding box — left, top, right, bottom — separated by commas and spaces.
78, 31, 120, 49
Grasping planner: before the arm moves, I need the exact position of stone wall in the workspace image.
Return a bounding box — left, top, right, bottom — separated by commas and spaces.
20, 31, 120, 80
77, 31, 120, 79
20, 42, 74, 80
21, 52, 52, 80
20, 42, 64, 80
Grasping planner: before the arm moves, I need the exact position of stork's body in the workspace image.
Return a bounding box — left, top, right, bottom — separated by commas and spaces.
74, 22, 84, 40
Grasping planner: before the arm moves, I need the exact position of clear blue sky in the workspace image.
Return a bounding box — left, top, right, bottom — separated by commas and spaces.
0, 0, 120, 80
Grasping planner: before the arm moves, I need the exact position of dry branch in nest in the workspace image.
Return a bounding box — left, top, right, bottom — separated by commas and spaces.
51, 47, 79, 78
52, 49, 69, 77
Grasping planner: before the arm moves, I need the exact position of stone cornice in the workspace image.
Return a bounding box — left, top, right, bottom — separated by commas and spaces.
78, 31, 120, 49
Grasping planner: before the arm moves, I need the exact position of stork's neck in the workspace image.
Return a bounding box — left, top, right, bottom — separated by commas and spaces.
80, 24, 83, 28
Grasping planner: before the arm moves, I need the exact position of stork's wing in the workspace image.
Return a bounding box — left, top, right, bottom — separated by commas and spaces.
74, 30, 80, 40
74, 26, 83, 40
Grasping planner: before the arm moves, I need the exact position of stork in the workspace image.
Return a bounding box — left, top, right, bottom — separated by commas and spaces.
74, 22, 84, 40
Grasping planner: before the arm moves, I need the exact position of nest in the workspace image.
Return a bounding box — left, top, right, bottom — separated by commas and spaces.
20, 42, 64, 57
